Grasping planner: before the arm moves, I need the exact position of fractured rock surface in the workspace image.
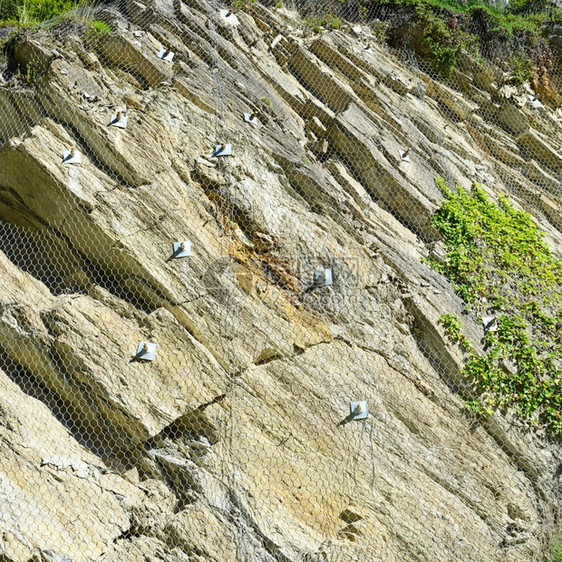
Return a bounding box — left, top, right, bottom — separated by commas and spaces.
0, 1, 561, 560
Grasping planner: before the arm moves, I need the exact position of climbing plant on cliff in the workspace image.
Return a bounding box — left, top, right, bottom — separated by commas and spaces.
428, 179, 562, 435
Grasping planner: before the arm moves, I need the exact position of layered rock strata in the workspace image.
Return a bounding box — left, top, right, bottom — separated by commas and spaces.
0, 1, 561, 560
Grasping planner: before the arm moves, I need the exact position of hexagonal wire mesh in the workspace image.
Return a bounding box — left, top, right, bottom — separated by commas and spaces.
0, 0, 561, 560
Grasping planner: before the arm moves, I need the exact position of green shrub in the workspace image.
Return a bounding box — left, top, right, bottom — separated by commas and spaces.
296, 0, 559, 77
509, 52, 534, 84
306, 12, 342, 32
428, 179, 562, 435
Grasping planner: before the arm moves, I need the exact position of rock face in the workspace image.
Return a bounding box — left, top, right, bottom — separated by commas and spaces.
0, 1, 561, 561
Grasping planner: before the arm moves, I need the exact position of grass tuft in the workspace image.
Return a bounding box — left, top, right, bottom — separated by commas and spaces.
0, 0, 93, 26
548, 531, 562, 561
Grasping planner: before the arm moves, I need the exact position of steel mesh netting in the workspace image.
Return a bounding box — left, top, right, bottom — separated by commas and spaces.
0, 0, 561, 560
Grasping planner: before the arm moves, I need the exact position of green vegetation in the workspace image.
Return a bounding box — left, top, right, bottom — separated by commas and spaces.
378, 0, 476, 75
0, 0, 84, 25
297, 0, 560, 78
509, 52, 534, 85
377, 0, 559, 76
230, 0, 257, 10
306, 12, 342, 32
86, 18, 110, 37
24, 56, 42, 82
550, 533, 562, 562
427, 179, 562, 435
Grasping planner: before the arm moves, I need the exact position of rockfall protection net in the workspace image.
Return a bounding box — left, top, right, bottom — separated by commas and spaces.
0, 0, 561, 560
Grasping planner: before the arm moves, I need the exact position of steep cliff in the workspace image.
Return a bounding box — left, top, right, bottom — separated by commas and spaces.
0, 1, 561, 560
